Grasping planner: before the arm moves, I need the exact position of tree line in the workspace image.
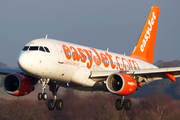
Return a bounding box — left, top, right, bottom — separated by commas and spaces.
0, 90, 179, 120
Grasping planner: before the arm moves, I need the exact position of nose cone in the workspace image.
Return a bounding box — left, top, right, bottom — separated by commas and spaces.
18, 52, 34, 73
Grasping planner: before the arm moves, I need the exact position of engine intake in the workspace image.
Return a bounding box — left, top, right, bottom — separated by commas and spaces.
106, 73, 137, 96
3, 73, 34, 96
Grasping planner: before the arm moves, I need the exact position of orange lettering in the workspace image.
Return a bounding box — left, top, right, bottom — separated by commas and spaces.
62, 44, 71, 60
116, 56, 124, 70
77, 48, 86, 63
83, 49, 93, 69
90, 48, 101, 66
128, 59, 140, 70
122, 58, 130, 70
70, 46, 80, 61
105, 52, 115, 69
100, 53, 109, 68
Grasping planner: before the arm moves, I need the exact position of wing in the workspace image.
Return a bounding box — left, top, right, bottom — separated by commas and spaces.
90, 67, 180, 86
0, 68, 24, 75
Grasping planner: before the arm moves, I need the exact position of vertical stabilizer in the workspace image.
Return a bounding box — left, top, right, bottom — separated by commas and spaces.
129, 6, 160, 64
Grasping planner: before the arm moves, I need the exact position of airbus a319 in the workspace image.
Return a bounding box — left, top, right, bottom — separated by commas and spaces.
1, 6, 180, 111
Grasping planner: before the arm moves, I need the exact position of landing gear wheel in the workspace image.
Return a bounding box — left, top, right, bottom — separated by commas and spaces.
115, 99, 123, 110
42, 93, 47, 100
38, 93, 42, 100
47, 82, 62, 111
48, 99, 55, 111
124, 99, 131, 110
56, 99, 63, 111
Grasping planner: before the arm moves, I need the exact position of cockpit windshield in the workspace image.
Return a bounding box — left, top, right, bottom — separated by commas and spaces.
29, 46, 38, 51
22, 46, 29, 51
39, 46, 45, 52
22, 46, 50, 53
44, 47, 50, 53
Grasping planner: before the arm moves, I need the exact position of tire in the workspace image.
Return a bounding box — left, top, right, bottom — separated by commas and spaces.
42, 93, 47, 100
115, 99, 123, 110
56, 99, 63, 111
48, 99, 55, 111
38, 93, 42, 100
124, 99, 131, 111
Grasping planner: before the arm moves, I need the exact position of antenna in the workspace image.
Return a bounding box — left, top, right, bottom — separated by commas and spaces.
45, 34, 48, 39
106, 48, 109, 52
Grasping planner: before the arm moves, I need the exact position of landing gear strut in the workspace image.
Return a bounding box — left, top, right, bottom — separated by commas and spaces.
38, 78, 49, 101
47, 82, 63, 111
115, 96, 131, 111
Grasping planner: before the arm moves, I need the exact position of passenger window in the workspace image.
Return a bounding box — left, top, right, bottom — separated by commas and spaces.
39, 46, 45, 52
22, 46, 29, 51
44, 47, 50, 53
29, 46, 38, 51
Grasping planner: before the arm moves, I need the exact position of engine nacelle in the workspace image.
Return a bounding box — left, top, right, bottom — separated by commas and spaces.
3, 73, 34, 96
106, 73, 137, 96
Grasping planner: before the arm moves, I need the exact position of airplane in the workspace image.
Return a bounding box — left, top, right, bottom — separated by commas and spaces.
1, 6, 180, 111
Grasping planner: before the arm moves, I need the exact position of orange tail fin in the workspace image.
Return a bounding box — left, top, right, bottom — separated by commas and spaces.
129, 6, 160, 64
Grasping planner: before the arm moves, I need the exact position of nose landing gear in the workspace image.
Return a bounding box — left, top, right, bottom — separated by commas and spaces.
38, 78, 49, 100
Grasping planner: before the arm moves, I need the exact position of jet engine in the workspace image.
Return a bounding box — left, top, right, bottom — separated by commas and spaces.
3, 73, 34, 96
106, 73, 137, 96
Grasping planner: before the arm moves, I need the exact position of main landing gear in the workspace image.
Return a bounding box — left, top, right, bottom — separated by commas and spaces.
37, 79, 63, 111
115, 96, 131, 111
47, 82, 63, 111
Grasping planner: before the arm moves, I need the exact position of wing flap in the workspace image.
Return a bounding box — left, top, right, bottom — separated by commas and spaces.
126, 67, 180, 84
126, 67, 180, 75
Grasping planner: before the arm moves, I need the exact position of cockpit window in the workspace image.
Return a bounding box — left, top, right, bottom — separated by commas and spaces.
23, 45, 50, 53
44, 47, 50, 53
22, 46, 29, 51
29, 46, 39, 50
39, 46, 45, 52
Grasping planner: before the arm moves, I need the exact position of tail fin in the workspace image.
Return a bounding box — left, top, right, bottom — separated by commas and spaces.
129, 6, 160, 64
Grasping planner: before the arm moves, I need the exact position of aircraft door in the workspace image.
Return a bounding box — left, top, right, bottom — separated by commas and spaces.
53, 43, 64, 64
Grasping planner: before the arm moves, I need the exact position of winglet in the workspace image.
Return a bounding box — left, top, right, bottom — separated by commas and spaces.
129, 6, 160, 64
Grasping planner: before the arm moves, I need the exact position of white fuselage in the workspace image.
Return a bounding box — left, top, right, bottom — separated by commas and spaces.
18, 38, 158, 91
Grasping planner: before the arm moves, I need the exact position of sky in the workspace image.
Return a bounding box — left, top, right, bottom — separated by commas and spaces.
0, 0, 180, 67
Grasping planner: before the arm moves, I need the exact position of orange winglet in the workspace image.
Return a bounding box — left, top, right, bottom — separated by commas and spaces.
164, 72, 176, 82
129, 6, 160, 64
138, 83, 142, 88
